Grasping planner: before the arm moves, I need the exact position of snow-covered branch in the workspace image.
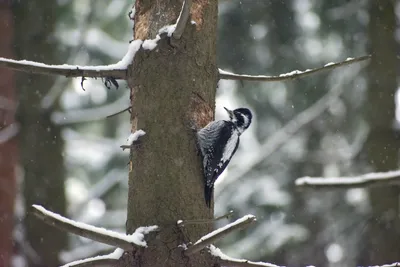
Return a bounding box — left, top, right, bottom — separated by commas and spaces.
0, 57, 126, 79
31, 205, 158, 251
61, 248, 122, 267
219, 55, 370, 82
177, 210, 234, 226
0, 40, 143, 80
210, 245, 281, 267
184, 215, 256, 256
295, 169, 400, 189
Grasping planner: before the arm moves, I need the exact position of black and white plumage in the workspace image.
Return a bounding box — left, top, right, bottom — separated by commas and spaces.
197, 107, 252, 208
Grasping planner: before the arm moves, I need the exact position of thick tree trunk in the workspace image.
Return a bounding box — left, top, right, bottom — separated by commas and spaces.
13, 2, 67, 266
0, 3, 17, 266
126, 0, 218, 266
360, 1, 400, 264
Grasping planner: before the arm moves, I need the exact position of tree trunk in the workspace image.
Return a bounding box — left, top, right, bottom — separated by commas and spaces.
13, 2, 67, 266
126, 0, 218, 265
361, 1, 400, 264
0, 3, 17, 266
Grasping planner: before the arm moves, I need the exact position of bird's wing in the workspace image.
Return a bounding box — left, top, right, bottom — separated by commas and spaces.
203, 124, 239, 187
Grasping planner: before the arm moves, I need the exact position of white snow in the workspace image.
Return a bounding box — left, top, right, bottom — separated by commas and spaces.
61, 248, 123, 267
279, 70, 303, 77
346, 57, 354, 61
177, 220, 183, 225
324, 62, 335, 67
209, 245, 281, 267
193, 215, 255, 245
32, 205, 157, 247
0, 40, 142, 72
295, 169, 400, 186
127, 129, 146, 145
142, 1, 186, 50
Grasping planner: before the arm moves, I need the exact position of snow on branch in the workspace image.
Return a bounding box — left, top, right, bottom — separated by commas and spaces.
219, 55, 370, 82
172, 0, 192, 40
210, 245, 281, 267
120, 129, 146, 150
0, 40, 143, 80
295, 169, 400, 189
177, 210, 234, 226
31, 205, 158, 251
184, 215, 256, 256
61, 248, 123, 267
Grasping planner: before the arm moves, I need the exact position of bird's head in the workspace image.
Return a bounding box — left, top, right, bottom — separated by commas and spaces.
224, 107, 252, 134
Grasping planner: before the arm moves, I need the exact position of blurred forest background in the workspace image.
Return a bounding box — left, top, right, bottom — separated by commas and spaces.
1, 0, 399, 267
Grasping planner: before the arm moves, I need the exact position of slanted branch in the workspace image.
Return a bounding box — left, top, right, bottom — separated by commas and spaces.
184, 215, 256, 256
295, 169, 400, 189
31, 205, 157, 251
219, 55, 371, 82
172, 0, 192, 40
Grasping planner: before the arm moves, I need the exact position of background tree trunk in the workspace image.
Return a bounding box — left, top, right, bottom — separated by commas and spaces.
13, 2, 67, 266
361, 1, 400, 264
0, 3, 17, 266
126, 0, 218, 265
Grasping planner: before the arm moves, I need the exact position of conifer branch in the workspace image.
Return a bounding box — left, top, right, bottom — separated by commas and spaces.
31, 205, 135, 251
62, 258, 118, 267
0, 57, 126, 79
219, 55, 370, 82
209, 245, 281, 267
184, 215, 256, 256
295, 169, 400, 188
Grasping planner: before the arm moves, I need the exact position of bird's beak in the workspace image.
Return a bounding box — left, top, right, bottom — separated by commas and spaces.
224, 107, 234, 119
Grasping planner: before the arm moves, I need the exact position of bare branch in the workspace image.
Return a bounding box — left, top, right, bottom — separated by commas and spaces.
106, 105, 131, 118
295, 169, 400, 189
184, 215, 256, 256
31, 205, 134, 251
0, 57, 126, 79
172, 0, 192, 39
219, 55, 370, 82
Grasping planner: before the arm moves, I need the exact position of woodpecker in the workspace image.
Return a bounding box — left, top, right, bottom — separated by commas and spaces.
196, 107, 252, 208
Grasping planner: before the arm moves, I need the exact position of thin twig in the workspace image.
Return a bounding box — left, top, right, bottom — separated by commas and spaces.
177, 210, 234, 226
107, 106, 131, 118
219, 55, 370, 82
51, 92, 130, 125
184, 215, 256, 256
0, 57, 127, 79
172, 0, 192, 39
31, 205, 134, 251
295, 169, 400, 189
62, 258, 118, 267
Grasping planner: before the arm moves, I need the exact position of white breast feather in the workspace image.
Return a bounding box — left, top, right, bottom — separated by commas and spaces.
218, 130, 239, 168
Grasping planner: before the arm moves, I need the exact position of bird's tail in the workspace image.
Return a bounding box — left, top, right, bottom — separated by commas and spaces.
204, 185, 214, 208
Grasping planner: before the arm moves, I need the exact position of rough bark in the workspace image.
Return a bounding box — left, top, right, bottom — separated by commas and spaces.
360, 1, 400, 264
126, 0, 218, 266
0, 3, 17, 266
13, 2, 67, 266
